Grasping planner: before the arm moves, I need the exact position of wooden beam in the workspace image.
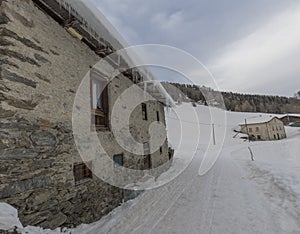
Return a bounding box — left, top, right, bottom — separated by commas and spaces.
32, 0, 66, 24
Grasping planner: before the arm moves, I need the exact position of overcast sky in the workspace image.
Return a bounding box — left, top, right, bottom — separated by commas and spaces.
91, 0, 300, 97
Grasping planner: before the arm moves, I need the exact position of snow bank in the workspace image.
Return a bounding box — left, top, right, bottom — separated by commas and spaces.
0, 202, 23, 231
0, 202, 71, 234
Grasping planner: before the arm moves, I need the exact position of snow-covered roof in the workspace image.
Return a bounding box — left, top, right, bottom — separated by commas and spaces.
239, 115, 280, 125
279, 114, 300, 118
56, 0, 175, 107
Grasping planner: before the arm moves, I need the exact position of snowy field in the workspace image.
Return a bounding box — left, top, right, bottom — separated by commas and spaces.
1, 103, 300, 233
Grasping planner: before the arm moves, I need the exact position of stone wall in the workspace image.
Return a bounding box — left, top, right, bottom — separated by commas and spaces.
0, 0, 170, 229
0, 111, 127, 228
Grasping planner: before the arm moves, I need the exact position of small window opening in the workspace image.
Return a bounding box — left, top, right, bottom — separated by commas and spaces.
142, 103, 148, 120
113, 154, 124, 167
257, 135, 261, 140
73, 162, 93, 184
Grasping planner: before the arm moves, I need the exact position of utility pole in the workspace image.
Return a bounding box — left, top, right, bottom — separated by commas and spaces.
212, 123, 216, 145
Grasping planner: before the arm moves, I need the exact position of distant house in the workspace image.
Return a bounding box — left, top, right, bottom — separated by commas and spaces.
279, 114, 300, 125
239, 116, 287, 141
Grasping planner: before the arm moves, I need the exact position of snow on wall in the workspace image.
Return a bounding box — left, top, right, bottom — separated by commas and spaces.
0, 203, 23, 231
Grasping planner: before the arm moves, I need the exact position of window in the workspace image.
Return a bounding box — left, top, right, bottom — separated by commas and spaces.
156, 111, 160, 122
92, 78, 103, 110
113, 154, 124, 167
257, 135, 261, 140
132, 70, 143, 84
143, 142, 151, 169
160, 146, 163, 155
249, 128, 252, 132
168, 150, 173, 160
272, 126, 275, 131
143, 142, 150, 155
73, 162, 93, 184
256, 127, 259, 132
91, 75, 109, 130
142, 103, 148, 120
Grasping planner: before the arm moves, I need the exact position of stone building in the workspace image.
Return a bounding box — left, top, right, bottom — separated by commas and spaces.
279, 114, 300, 125
240, 116, 287, 141
0, 0, 173, 229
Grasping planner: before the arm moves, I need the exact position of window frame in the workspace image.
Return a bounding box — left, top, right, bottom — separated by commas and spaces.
113, 153, 124, 167
73, 161, 93, 185
90, 72, 109, 131
156, 111, 160, 122
143, 142, 152, 169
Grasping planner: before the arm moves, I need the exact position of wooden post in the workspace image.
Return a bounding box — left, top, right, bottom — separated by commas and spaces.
248, 147, 254, 161
212, 123, 216, 145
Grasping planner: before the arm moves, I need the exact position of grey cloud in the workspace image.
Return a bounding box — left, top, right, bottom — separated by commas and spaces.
91, 0, 300, 96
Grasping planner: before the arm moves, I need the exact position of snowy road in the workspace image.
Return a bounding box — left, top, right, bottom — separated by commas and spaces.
78, 148, 282, 234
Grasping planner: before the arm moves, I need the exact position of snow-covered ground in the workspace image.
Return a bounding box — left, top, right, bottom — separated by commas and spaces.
1, 103, 300, 233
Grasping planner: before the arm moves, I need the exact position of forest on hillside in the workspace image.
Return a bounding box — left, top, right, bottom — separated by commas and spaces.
162, 82, 300, 114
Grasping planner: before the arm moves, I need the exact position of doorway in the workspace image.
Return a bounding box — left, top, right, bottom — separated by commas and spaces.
143, 142, 151, 169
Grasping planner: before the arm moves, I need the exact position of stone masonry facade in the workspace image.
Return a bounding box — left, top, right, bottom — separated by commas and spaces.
0, 0, 170, 229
